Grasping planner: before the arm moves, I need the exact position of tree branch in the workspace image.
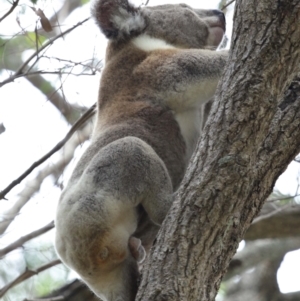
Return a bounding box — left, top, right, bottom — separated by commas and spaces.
0, 17, 90, 88
245, 205, 300, 240
267, 193, 300, 202
0, 2, 93, 124
225, 238, 300, 281
282, 291, 300, 301
0, 120, 92, 234
0, 52, 86, 124
24, 298, 64, 301
224, 257, 282, 301
0, 104, 95, 202
221, 0, 235, 11
44, 279, 98, 301
10, 69, 99, 78
252, 202, 297, 224
49, 0, 83, 34
23, 73, 91, 124
0, 221, 54, 258
0, 0, 19, 23
24, 297, 64, 301
0, 259, 61, 298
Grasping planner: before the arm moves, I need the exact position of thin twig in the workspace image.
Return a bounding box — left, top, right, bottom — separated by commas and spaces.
0, 103, 96, 201
0, 221, 54, 257
27, 73, 85, 125
0, 17, 90, 88
221, 0, 235, 11
252, 203, 297, 224
10, 70, 98, 79
0, 123, 92, 234
0, 0, 19, 23
42, 56, 103, 71
24, 297, 64, 301
0, 259, 61, 298
266, 193, 300, 202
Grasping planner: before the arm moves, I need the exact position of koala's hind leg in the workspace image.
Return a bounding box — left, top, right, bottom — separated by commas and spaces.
86, 136, 174, 225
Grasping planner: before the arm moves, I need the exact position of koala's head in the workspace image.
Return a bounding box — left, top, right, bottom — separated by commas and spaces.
92, 0, 226, 49
82, 255, 140, 301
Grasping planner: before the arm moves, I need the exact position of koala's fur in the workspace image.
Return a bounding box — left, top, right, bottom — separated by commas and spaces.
55, 1, 228, 300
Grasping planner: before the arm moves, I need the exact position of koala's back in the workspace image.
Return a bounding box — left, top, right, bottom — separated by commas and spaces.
72, 43, 187, 190
99, 106, 185, 189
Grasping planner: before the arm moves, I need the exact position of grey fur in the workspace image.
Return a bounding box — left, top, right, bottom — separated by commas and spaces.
55, 1, 228, 301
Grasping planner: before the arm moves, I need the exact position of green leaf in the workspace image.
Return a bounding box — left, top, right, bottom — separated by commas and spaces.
26, 31, 47, 46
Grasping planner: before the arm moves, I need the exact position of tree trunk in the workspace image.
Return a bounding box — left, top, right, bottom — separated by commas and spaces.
136, 1, 300, 300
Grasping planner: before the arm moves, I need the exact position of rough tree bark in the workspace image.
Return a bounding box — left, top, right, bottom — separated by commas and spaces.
135, 1, 300, 300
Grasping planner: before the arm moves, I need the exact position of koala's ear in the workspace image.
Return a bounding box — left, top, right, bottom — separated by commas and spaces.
92, 0, 146, 40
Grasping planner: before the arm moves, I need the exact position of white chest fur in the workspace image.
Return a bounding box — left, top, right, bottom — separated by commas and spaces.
175, 109, 202, 163
131, 34, 175, 52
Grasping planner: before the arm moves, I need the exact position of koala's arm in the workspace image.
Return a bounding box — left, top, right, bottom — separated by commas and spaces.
135, 49, 228, 111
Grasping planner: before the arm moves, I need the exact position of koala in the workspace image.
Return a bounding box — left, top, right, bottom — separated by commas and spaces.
54, 1, 227, 301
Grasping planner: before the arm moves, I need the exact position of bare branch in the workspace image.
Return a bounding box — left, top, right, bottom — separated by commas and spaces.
225, 257, 282, 300
0, 17, 90, 88
224, 241, 300, 301
0, 0, 19, 23
49, 0, 83, 34
225, 238, 300, 281
0, 259, 61, 298
11, 69, 99, 78
0, 103, 95, 201
245, 205, 300, 240
44, 279, 98, 301
24, 297, 64, 301
0, 50, 87, 124
42, 56, 103, 73
252, 202, 297, 224
0, 122, 93, 235
0, 221, 54, 257
282, 291, 300, 301
0, 122, 92, 234
0, 8, 93, 124
221, 0, 235, 11
266, 194, 300, 202
25, 74, 85, 125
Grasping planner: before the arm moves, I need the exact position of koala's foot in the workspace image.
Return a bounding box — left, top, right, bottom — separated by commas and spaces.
129, 236, 146, 263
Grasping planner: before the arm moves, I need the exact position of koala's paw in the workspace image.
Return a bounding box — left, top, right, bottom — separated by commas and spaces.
129, 236, 146, 263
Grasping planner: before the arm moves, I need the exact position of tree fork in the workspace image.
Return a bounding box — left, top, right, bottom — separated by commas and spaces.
136, 1, 300, 300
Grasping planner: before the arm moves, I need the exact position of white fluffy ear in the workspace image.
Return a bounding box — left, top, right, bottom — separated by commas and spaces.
92, 0, 146, 39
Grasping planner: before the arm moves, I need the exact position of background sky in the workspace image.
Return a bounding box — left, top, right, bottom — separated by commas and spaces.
0, 0, 300, 297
